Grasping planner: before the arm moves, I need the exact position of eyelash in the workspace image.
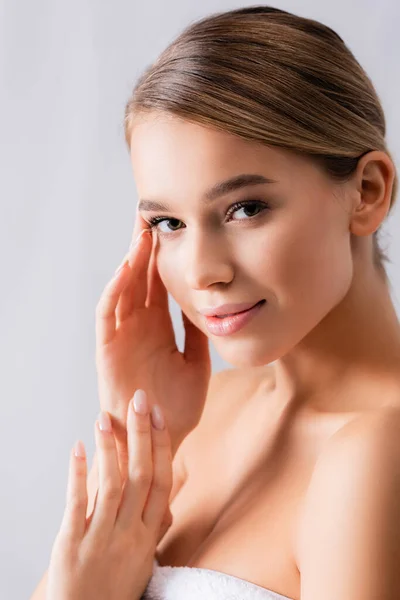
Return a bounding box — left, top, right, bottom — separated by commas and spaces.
146, 199, 271, 236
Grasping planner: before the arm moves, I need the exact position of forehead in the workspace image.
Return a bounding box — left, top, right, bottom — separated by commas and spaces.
129, 113, 326, 201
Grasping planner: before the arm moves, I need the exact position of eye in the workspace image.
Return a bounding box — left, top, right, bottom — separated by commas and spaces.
225, 200, 267, 221
146, 199, 270, 237
147, 216, 184, 235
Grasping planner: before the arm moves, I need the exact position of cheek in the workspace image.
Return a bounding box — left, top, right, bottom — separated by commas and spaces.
156, 251, 171, 285
264, 212, 353, 318
211, 216, 354, 368
155, 250, 184, 299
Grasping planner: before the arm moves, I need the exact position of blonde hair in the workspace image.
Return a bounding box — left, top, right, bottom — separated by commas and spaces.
124, 5, 398, 283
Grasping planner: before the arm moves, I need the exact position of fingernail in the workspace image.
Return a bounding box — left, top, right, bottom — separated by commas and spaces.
151, 404, 165, 430
74, 439, 86, 458
98, 411, 112, 432
132, 389, 149, 415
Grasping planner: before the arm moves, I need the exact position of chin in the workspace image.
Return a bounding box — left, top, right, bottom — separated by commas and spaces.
212, 336, 281, 369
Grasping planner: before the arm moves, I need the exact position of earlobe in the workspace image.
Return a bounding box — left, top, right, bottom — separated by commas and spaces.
349, 150, 394, 237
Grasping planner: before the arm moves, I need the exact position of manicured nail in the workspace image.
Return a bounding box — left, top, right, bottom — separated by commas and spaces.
132, 389, 149, 415
151, 404, 165, 430
74, 439, 86, 458
98, 411, 112, 432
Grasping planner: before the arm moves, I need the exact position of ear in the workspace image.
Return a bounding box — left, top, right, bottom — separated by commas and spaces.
349, 150, 395, 237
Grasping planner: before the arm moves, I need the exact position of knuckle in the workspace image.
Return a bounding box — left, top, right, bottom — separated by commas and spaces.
103, 483, 121, 501
133, 419, 151, 435
100, 432, 116, 449
54, 530, 73, 551
151, 475, 171, 494
131, 467, 152, 487
153, 436, 172, 451
69, 494, 87, 512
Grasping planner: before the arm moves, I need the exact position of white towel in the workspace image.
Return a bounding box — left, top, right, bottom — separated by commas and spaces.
140, 559, 294, 600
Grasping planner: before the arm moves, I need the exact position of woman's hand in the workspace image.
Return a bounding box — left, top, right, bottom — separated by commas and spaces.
95, 207, 211, 468
47, 390, 171, 600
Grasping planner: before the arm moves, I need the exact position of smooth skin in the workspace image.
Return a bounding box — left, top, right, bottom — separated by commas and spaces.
127, 113, 400, 599
95, 203, 211, 468
32, 110, 400, 598
297, 409, 400, 599
30, 195, 209, 600
46, 390, 173, 600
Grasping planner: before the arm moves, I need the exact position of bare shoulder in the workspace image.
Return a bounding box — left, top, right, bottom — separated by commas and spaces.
294, 406, 400, 574
314, 405, 400, 463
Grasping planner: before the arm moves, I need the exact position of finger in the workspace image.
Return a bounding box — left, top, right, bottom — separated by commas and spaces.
95, 260, 132, 346
115, 390, 153, 530
116, 206, 152, 321
156, 506, 174, 545
142, 403, 173, 538
182, 310, 211, 365
145, 232, 176, 340
146, 231, 169, 311
131, 203, 148, 245
85, 488, 99, 528
115, 436, 130, 484
58, 441, 88, 542
95, 208, 151, 344
116, 226, 153, 321
128, 204, 152, 261
85, 412, 123, 544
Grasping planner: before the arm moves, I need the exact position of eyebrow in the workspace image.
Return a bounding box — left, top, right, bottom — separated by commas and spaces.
138, 173, 278, 212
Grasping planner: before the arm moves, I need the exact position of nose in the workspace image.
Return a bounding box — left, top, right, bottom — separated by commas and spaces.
183, 229, 234, 290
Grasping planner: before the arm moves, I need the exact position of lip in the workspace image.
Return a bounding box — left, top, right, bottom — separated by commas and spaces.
198, 300, 264, 317
202, 300, 266, 336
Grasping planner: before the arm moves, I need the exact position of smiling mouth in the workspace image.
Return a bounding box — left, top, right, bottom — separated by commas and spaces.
214, 300, 266, 318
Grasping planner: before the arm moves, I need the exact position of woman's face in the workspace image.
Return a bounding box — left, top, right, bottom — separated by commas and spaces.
129, 114, 355, 367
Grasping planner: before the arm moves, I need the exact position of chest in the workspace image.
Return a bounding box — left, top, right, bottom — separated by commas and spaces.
156, 402, 353, 600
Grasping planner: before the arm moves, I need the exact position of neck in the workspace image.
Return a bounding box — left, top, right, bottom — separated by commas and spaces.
270, 261, 400, 416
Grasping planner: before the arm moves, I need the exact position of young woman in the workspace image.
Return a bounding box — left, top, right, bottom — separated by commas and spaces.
32, 5, 400, 600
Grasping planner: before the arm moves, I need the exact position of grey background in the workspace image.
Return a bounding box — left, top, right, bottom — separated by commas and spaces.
1, 1, 399, 598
